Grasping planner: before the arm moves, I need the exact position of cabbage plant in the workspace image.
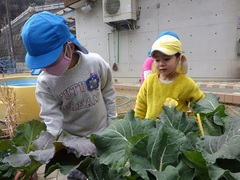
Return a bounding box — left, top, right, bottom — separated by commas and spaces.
1, 93, 240, 180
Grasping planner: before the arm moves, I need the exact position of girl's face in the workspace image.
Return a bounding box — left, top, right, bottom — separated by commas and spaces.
152, 51, 180, 78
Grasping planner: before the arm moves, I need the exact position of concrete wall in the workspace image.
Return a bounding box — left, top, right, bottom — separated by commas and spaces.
74, 0, 240, 83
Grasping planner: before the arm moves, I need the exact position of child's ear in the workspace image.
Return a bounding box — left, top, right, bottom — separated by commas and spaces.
178, 55, 183, 63
68, 42, 75, 51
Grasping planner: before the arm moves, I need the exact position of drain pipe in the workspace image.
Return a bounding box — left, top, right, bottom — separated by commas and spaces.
107, 30, 120, 71
112, 30, 120, 71
117, 30, 120, 64
107, 32, 113, 64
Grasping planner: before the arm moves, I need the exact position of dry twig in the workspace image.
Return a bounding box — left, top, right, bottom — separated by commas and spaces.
0, 80, 19, 138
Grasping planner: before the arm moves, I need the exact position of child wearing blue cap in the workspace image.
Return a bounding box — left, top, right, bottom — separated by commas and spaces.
21, 11, 117, 179
135, 32, 204, 120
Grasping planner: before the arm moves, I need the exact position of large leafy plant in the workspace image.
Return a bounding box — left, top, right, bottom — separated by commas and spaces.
87, 93, 240, 179
1, 93, 240, 180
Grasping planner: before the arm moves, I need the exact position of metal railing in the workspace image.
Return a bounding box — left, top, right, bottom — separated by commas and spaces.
1, 3, 65, 33
0, 56, 18, 74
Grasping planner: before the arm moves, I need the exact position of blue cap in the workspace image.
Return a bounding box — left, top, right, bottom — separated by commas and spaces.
147, 31, 180, 57
21, 11, 88, 69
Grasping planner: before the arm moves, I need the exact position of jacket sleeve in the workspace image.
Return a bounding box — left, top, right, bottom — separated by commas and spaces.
134, 82, 147, 120
188, 80, 205, 102
98, 56, 117, 119
35, 79, 63, 137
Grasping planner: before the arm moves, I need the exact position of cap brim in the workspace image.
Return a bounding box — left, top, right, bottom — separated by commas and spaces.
69, 33, 88, 54
147, 50, 151, 57
151, 48, 177, 56
25, 45, 63, 69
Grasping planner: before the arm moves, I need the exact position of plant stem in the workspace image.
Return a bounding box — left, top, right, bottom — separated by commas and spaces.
21, 162, 42, 180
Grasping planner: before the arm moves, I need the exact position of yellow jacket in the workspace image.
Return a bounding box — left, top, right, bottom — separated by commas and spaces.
134, 73, 204, 120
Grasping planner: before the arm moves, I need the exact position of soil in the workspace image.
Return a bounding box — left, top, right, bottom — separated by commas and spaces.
116, 89, 137, 115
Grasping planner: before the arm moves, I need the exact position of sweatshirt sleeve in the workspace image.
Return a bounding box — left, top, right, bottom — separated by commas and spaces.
134, 82, 147, 120
35, 78, 63, 137
98, 56, 117, 119
188, 78, 205, 102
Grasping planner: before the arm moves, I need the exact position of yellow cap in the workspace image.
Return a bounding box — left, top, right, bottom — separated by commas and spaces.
151, 35, 182, 55
151, 35, 188, 74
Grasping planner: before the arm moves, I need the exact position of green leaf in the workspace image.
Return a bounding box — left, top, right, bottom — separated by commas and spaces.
57, 131, 98, 157
191, 93, 227, 136
199, 116, 240, 163
175, 160, 195, 180
191, 93, 222, 114
44, 131, 101, 177
195, 115, 240, 179
0, 120, 50, 179
3, 129, 55, 168
191, 93, 227, 123
160, 106, 198, 135
129, 135, 154, 179
182, 151, 207, 173
12, 120, 46, 153
207, 162, 240, 180
30, 131, 55, 164
3, 147, 31, 167
86, 157, 127, 180
33, 131, 55, 150
147, 165, 180, 180
130, 124, 185, 179
0, 163, 16, 179
45, 148, 82, 177
0, 139, 16, 154
91, 110, 155, 169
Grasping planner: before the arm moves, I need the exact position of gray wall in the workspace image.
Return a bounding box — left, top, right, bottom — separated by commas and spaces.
74, 0, 240, 83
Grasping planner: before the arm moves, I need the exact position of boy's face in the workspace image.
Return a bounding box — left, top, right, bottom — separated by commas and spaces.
152, 51, 180, 76
46, 42, 74, 68
42, 42, 76, 76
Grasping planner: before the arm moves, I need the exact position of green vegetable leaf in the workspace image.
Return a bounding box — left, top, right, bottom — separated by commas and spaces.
30, 131, 55, 164
175, 160, 195, 180
12, 120, 46, 153
0, 162, 16, 179
160, 106, 198, 135
196, 115, 240, 178
3, 147, 31, 167
86, 157, 127, 180
191, 93, 227, 124
147, 165, 179, 180
45, 148, 82, 177
191, 93, 222, 114
0, 139, 16, 154
57, 131, 98, 157
199, 116, 240, 163
191, 93, 227, 136
90, 110, 155, 169
130, 123, 185, 179
207, 162, 240, 180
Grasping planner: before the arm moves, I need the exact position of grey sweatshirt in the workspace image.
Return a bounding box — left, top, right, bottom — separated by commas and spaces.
35, 51, 117, 137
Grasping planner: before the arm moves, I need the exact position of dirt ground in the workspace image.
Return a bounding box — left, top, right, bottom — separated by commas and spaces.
116, 89, 137, 115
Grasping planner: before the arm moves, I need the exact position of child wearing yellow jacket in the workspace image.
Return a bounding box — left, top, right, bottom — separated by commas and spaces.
134, 33, 204, 120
